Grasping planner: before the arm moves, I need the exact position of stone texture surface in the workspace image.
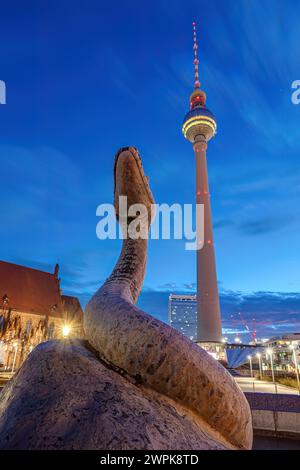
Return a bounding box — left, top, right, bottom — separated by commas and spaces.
85, 147, 253, 450
0, 340, 233, 450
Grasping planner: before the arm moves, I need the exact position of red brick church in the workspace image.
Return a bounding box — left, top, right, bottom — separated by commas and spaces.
0, 260, 84, 372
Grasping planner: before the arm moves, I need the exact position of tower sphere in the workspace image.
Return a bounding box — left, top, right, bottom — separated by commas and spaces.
182, 105, 217, 143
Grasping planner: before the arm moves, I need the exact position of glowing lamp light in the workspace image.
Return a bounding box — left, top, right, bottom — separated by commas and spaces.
256, 353, 261, 358
266, 348, 273, 356
62, 325, 71, 338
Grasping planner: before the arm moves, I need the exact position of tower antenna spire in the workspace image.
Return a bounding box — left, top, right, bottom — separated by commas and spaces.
192, 21, 200, 89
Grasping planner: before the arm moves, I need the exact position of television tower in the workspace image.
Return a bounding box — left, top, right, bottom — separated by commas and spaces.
182, 22, 222, 342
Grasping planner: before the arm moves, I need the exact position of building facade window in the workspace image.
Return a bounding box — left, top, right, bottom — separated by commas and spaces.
48, 322, 55, 339
25, 320, 32, 335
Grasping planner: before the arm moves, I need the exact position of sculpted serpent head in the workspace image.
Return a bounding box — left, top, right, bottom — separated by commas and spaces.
114, 146, 155, 226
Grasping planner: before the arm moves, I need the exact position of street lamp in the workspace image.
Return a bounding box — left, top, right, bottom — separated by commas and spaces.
62, 324, 71, 338
256, 352, 263, 380
247, 355, 253, 378
289, 344, 300, 394
266, 348, 277, 392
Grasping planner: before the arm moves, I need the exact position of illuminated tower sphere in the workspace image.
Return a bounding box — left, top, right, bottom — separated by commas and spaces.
182, 22, 222, 343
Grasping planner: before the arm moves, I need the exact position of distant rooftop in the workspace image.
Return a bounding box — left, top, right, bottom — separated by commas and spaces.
266, 333, 300, 343
169, 294, 197, 300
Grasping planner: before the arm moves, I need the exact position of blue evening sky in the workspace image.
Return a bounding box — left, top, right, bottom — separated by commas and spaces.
0, 0, 300, 340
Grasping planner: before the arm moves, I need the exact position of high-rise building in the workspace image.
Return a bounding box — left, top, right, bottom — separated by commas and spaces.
182, 22, 222, 343
168, 294, 197, 340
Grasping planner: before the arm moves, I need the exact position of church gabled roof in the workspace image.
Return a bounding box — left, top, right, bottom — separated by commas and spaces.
0, 260, 64, 317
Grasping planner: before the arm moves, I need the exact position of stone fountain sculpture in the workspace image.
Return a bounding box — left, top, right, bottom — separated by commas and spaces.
0, 147, 252, 450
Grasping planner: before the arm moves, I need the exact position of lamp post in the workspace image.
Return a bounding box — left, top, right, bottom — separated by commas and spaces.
247, 355, 253, 378
289, 344, 300, 394
256, 352, 263, 380
266, 348, 277, 393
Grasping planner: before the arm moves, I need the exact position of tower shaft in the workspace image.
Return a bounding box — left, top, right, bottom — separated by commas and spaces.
194, 136, 222, 342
